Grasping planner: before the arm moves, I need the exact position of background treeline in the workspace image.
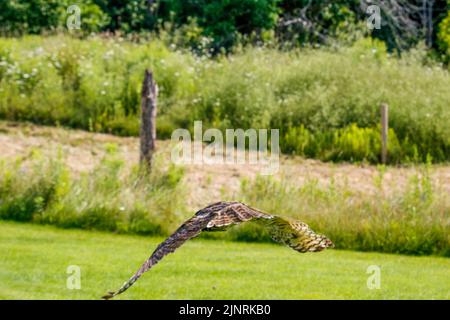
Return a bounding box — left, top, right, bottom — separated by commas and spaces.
1, 1, 450, 59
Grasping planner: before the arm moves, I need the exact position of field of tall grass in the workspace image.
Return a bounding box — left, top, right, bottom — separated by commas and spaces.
0, 147, 448, 256
0, 146, 186, 235
0, 35, 449, 163
229, 165, 449, 257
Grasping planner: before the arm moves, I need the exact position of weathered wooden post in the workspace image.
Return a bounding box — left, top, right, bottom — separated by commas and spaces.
140, 69, 158, 169
380, 103, 388, 164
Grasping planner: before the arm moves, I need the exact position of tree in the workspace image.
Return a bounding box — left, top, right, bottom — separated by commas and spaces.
360, 0, 449, 50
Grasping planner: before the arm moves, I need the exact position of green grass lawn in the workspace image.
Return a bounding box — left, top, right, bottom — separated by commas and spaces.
0, 221, 449, 300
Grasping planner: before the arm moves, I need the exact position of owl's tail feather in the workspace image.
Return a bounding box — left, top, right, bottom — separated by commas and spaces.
102, 292, 115, 300
102, 273, 142, 300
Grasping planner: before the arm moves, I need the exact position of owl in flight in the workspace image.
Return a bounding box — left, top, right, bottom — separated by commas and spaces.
102, 201, 334, 299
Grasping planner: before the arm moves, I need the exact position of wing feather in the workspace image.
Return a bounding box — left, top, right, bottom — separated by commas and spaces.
262, 216, 334, 253
206, 202, 272, 229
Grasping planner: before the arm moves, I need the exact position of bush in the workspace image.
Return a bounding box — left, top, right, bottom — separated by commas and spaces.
0, 0, 62, 35
94, 0, 155, 33
437, 8, 450, 64
0, 0, 109, 35
281, 124, 405, 164
158, 0, 280, 51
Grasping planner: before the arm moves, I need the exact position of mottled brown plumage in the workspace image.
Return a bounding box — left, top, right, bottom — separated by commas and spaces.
102, 201, 333, 299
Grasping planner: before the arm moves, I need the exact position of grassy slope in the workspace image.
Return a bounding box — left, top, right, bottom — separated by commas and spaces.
0, 221, 448, 300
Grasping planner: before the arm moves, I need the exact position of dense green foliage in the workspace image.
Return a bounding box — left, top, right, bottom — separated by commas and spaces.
0, 0, 109, 34
0, 147, 186, 235
0, 36, 448, 163
1, 1, 449, 58
0, 0, 280, 50
438, 6, 450, 63
281, 124, 403, 163
158, 0, 280, 51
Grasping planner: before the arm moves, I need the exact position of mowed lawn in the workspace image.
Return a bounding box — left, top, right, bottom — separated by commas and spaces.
0, 221, 449, 300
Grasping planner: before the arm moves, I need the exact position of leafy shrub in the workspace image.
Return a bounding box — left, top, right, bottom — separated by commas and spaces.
437, 8, 450, 64
158, 0, 280, 51
94, 0, 155, 33
281, 123, 404, 164
0, 0, 62, 35
0, 0, 109, 35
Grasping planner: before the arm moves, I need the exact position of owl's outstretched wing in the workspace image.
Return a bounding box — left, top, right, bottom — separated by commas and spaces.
102, 202, 333, 299
102, 201, 263, 299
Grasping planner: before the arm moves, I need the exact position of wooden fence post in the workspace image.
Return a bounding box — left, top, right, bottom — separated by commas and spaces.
140, 69, 158, 169
380, 103, 388, 164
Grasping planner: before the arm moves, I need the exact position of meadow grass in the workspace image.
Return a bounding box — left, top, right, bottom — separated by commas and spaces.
0, 146, 186, 235
228, 166, 450, 257
0, 221, 449, 300
0, 35, 448, 163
